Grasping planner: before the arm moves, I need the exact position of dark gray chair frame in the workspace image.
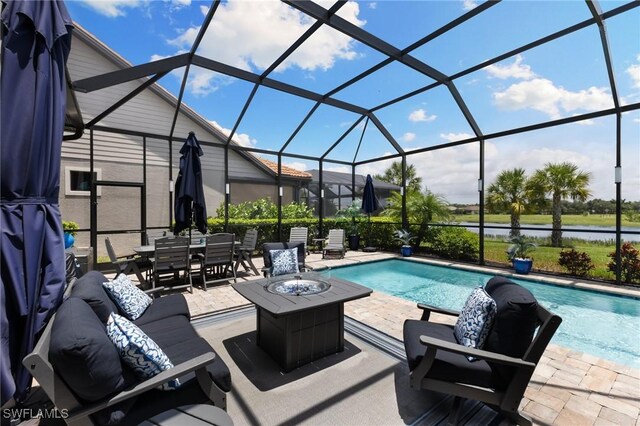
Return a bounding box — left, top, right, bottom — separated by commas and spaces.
198, 233, 236, 291
405, 302, 562, 426
152, 236, 192, 293
104, 237, 152, 287
234, 228, 259, 276
261, 241, 310, 277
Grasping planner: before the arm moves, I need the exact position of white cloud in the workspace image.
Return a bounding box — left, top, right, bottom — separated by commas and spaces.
368, 2, 377, 9
81, 0, 146, 17
408, 108, 437, 123
402, 132, 416, 142
325, 165, 350, 174
208, 120, 257, 147
167, 0, 365, 95
626, 55, 640, 88
283, 161, 308, 171
462, 0, 478, 11
493, 78, 613, 119
634, 118, 640, 123
440, 132, 473, 142
485, 54, 536, 80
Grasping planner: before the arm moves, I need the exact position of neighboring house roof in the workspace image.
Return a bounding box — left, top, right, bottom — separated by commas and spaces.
257, 158, 312, 179
307, 170, 401, 191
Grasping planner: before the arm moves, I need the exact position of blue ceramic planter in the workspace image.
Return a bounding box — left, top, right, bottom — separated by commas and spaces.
401, 245, 413, 257
64, 233, 75, 249
512, 258, 533, 274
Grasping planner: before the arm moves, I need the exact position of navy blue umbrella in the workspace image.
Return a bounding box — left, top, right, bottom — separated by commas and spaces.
361, 174, 379, 250
174, 132, 207, 236
1, 0, 73, 404
361, 174, 379, 215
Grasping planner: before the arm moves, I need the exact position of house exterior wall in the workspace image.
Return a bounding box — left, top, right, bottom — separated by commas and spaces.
230, 182, 295, 205
61, 29, 283, 258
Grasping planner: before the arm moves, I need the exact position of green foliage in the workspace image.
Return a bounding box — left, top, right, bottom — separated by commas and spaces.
216, 197, 314, 220
608, 242, 640, 284
62, 220, 79, 236
336, 199, 365, 235
374, 161, 422, 192
428, 227, 479, 261
506, 235, 537, 260
558, 249, 595, 276
393, 229, 416, 246
624, 209, 640, 223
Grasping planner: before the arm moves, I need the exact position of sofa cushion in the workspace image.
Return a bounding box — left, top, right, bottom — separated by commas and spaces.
403, 319, 494, 388
49, 298, 128, 402
103, 274, 152, 321
453, 287, 497, 360
133, 293, 191, 326
163, 337, 232, 393
106, 313, 179, 390
269, 248, 299, 276
137, 315, 199, 349
69, 270, 117, 323
484, 276, 538, 358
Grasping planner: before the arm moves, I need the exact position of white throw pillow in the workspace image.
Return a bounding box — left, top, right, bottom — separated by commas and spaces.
453, 287, 497, 361
269, 248, 299, 276
103, 274, 152, 321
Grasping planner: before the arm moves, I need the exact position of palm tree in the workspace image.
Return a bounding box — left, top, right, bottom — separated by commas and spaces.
385, 189, 451, 247
375, 161, 422, 192
527, 162, 592, 247
486, 168, 529, 238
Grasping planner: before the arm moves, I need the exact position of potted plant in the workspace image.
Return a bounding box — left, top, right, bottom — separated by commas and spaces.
337, 199, 364, 251
506, 235, 537, 274
62, 220, 79, 249
394, 229, 416, 257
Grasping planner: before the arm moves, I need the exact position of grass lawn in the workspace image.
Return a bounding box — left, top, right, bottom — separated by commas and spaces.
453, 214, 640, 228
484, 238, 615, 281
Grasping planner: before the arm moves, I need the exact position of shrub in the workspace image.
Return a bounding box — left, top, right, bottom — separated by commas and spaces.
62, 220, 79, 236
608, 242, 640, 284
428, 227, 479, 261
215, 198, 314, 220
558, 249, 594, 276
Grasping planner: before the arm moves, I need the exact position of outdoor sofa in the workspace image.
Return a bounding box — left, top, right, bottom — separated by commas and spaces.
23, 271, 231, 425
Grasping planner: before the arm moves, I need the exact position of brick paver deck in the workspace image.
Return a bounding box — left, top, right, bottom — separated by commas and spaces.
158, 251, 640, 425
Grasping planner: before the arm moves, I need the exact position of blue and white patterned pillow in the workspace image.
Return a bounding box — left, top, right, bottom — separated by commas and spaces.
454, 287, 497, 361
269, 248, 299, 276
103, 274, 152, 321
106, 313, 179, 390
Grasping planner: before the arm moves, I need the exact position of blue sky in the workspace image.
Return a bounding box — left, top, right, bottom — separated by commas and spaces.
66, 0, 639, 203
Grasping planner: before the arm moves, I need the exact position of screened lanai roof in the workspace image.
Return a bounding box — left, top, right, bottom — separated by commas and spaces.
66, 0, 639, 184
307, 170, 400, 191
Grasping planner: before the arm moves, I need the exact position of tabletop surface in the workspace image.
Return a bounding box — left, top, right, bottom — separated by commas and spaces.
231, 273, 372, 316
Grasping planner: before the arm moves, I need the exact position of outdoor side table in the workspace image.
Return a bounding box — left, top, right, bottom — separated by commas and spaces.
232, 274, 371, 372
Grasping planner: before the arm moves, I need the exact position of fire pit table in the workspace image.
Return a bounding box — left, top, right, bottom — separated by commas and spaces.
232, 273, 372, 371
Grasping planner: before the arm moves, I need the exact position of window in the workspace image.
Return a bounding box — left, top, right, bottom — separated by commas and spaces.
65, 167, 101, 196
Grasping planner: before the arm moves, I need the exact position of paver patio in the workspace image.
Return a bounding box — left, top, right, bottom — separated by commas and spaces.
178, 250, 640, 426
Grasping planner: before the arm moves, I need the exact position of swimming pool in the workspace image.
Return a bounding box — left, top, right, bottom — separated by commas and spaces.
321, 259, 640, 369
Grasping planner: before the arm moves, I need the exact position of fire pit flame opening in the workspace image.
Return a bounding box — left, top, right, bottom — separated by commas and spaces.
266, 274, 331, 296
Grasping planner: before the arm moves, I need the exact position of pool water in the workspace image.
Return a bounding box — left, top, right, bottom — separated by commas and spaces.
322, 259, 640, 369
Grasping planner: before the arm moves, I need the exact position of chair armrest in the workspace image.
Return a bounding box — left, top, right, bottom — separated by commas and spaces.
417, 303, 459, 321
419, 335, 536, 369
67, 352, 217, 421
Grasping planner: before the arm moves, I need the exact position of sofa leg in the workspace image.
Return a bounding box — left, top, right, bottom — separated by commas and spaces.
196, 368, 227, 411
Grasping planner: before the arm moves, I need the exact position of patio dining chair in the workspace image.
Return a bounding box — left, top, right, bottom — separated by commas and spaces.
198, 233, 236, 291
288, 226, 309, 255
402, 276, 562, 425
152, 236, 192, 293
104, 237, 152, 287
234, 228, 259, 275
322, 229, 345, 259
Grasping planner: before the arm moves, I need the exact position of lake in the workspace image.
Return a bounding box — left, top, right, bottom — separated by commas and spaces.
458, 222, 640, 242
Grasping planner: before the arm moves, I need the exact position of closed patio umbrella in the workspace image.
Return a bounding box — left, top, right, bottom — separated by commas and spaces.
361, 174, 379, 251
1, 0, 73, 404
174, 131, 207, 237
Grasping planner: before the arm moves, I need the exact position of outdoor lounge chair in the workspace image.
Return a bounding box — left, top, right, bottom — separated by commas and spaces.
262, 241, 309, 277
402, 276, 562, 426
152, 236, 192, 293
322, 229, 345, 259
105, 237, 152, 287
288, 226, 309, 255
198, 233, 236, 290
